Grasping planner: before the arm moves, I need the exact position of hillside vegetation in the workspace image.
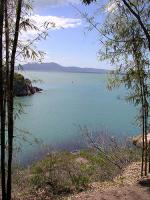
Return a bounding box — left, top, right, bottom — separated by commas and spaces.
10, 144, 141, 199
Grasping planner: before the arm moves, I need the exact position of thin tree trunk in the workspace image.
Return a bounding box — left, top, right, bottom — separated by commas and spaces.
136, 68, 145, 177
7, 0, 22, 199
4, 1, 10, 198
141, 100, 145, 176
132, 36, 148, 177
148, 141, 150, 173
5, 0, 10, 94
122, 0, 150, 51
144, 95, 148, 176
138, 75, 145, 177
0, 0, 6, 199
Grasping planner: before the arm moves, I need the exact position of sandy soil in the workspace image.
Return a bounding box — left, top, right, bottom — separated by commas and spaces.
10, 162, 150, 200
67, 162, 150, 200
69, 185, 150, 200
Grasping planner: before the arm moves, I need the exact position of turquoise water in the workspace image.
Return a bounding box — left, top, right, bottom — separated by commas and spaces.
15, 71, 139, 163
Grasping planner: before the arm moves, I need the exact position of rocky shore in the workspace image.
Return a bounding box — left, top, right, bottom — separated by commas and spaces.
14, 73, 42, 97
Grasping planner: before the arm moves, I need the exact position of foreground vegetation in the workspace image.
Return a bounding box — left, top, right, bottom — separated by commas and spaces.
82, 0, 150, 177
0, 0, 150, 199
9, 143, 140, 199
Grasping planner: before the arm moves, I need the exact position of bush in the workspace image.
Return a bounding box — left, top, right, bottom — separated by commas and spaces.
12, 135, 141, 199
29, 152, 91, 195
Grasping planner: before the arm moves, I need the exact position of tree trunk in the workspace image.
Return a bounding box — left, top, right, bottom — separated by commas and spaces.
132, 36, 148, 176
122, 0, 150, 51
148, 141, 150, 173
141, 97, 145, 176
7, 0, 22, 199
0, 0, 6, 199
144, 95, 148, 176
4, 0, 9, 198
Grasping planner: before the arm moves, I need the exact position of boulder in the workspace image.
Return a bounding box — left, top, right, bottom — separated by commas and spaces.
13, 73, 42, 96
133, 133, 150, 148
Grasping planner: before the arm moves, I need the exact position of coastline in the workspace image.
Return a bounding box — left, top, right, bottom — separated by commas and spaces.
14, 73, 42, 96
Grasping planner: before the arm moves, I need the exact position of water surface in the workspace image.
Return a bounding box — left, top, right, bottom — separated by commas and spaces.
15, 71, 139, 163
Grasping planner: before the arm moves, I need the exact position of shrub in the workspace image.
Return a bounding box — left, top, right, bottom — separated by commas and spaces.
29, 152, 90, 195
12, 134, 141, 198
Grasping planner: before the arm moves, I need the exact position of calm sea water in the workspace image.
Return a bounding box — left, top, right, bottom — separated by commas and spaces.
15, 71, 139, 164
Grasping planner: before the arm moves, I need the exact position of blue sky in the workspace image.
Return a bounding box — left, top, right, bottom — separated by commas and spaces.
29, 0, 111, 69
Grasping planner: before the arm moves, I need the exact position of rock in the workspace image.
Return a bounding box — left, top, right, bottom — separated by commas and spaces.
132, 133, 150, 148
13, 73, 42, 97
34, 86, 42, 93
75, 157, 89, 165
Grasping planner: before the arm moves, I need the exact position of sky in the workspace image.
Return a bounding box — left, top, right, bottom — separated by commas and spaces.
25, 0, 112, 69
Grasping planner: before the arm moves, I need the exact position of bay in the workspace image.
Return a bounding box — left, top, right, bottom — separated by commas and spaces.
15, 71, 139, 164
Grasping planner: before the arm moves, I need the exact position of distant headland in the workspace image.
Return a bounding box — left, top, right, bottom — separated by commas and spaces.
22, 62, 110, 74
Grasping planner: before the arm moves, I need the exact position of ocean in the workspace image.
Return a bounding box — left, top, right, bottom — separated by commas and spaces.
15, 71, 139, 164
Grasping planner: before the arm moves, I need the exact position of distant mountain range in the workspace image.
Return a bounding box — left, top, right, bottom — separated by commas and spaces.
22, 62, 110, 74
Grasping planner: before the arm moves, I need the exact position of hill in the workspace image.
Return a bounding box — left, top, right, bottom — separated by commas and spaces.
22, 62, 109, 74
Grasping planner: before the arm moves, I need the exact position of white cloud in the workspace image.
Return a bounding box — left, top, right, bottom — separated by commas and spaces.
20, 14, 82, 40
32, 0, 80, 7
31, 14, 81, 29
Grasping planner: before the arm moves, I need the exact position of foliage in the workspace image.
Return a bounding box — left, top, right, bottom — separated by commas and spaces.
82, 0, 96, 5
82, 0, 150, 176
98, 1, 150, 176
29, 152, 91, 194
14, 73, 25, 81
11, 138, 141, 198
0, 0, 55, 199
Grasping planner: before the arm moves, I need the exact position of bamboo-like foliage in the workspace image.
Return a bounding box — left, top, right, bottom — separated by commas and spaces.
0, 0, 53, 199
101, 2, 150, 176
82, 0, 150, 176
7, 1, 23, 199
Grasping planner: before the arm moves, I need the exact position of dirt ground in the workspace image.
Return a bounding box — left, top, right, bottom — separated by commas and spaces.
69, 184, 150, 200
67, 162, 150, 200
7, 162, 150, 200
